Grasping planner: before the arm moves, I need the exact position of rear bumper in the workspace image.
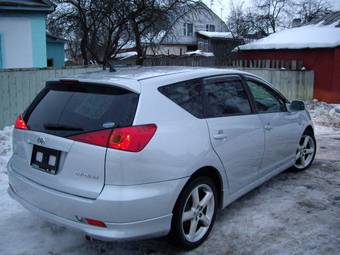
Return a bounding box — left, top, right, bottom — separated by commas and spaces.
8, 168, 188, 241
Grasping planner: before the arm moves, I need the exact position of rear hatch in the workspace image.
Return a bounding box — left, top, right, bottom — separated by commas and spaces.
10, 80, 139, 199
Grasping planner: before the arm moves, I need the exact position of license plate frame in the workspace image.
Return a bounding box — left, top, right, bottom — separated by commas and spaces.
31, 145, 61, 175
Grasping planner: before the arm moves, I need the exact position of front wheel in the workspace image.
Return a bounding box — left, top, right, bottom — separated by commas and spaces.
292, 130, 316, 171
170, 176, 217, 249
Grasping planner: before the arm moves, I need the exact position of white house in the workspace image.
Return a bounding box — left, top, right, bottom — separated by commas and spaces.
148, 2, 228, 56
118, 2, 229, 57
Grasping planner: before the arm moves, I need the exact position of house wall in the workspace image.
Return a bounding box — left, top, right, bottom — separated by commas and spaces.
237, 48, 340, 103
162, 7, 228, 46
146, 45, 188, 56
0, 14, 47, 69
47, 42, 65, 68
332, 47, 340, 102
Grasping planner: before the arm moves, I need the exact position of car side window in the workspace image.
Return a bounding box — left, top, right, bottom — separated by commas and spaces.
204, 76, 252, 118
158, 79, 204, 118
247, 79, 286, 113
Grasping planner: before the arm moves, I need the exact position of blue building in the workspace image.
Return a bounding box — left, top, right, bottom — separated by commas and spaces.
46, 32, 66, 68
0, 0, 65, 69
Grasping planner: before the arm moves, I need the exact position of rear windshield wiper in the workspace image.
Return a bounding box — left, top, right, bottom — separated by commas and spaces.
44, 123, 84, 131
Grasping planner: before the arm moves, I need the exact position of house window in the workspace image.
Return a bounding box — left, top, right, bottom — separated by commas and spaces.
183, 23, 194, 36
206, 24, 215, 32
47, 58, 54, 67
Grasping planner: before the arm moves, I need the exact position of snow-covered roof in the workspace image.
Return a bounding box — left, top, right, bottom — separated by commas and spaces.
0, 0, 55, 13
184, 50, 214, 57
114, 51, 137, 60
238, 19, 340, 51
197, 31, 233, 39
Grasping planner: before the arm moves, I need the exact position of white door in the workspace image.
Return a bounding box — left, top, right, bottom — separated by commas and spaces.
204, 75, 265, 194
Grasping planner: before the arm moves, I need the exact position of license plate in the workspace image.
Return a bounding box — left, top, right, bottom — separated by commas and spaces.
31, 145, 61, 175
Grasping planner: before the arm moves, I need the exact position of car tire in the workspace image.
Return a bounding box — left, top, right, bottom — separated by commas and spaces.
291, 130, 316, 171
169, 176, 217, 249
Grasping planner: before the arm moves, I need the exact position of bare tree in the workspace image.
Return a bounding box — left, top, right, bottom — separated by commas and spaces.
251, 0, 292, 33
48, 0, 130, 67
123, 0, 199, 65
294, 0, 332, 23
226, 1, 252, 38
48, 0, 201, 65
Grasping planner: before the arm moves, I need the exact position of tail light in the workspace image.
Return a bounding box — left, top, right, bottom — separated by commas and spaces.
15, 115, 28, 130
69, 124, 157, 152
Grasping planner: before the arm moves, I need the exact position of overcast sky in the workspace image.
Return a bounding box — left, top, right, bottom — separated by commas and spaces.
202, 0, 340, 20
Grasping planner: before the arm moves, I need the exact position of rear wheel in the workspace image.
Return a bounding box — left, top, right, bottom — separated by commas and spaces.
170, 176, 217, 249
292, 130, 316, 171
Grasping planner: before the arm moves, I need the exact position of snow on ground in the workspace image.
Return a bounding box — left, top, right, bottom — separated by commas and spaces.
305, 100, 340, 135
0, 102, 339, 255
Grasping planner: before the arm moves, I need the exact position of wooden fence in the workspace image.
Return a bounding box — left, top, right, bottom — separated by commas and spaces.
0, 62, 314, 129
233, 59, 306, 70
235, 68, 314, 101
0, 66, 101, 128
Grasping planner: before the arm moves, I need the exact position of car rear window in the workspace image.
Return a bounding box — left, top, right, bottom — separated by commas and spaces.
24, 82, 139, 137
158, 79, 204, 118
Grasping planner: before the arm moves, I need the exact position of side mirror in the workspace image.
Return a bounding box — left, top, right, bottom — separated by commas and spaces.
288, 100, 305, 112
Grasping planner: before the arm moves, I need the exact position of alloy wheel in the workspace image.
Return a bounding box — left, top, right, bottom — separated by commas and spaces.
294, 134, 315, 169
181, 184, 215, 243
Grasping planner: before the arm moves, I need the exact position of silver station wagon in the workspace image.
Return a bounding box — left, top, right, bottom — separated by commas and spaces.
8, 67, 316, 249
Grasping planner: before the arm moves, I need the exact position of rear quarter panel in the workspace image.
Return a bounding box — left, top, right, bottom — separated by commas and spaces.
105, 78, 228, 188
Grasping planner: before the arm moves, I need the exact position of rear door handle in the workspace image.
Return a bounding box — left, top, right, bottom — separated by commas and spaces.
213, 134, 228, 140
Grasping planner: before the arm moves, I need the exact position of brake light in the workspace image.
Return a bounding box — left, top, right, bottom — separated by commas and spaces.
69, 124, 157, 152
69, 129, 112, 147
15, 115, 28, 130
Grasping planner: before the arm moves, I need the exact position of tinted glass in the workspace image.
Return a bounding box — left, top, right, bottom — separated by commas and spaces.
205, 77, 251, 118
247, 80, 286, 113
158, 80, 203, 118
26, 83, 139, 137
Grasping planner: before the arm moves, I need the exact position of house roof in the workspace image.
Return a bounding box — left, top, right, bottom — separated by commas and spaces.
0, 0, 55, 13
46, 32, 66, 44
197, 31, 233, 39
237, 11, 340, 51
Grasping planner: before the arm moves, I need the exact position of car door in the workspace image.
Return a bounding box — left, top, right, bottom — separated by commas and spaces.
204, 75, 265, 194
245, 77, 301, 176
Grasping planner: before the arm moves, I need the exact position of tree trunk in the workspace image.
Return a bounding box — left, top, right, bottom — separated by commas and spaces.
80, 37, 88, 65
132, 21, 144, 65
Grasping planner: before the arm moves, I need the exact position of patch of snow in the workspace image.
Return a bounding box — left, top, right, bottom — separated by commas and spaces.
335, 105, 340, 114
197, 31, 233, 39
114, 51, 137, 60
184, 50, 214, 57
237, 21, 340, 50
0, 126, 12, 175
118, 40, 136, 50
305, 99, 340, 135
